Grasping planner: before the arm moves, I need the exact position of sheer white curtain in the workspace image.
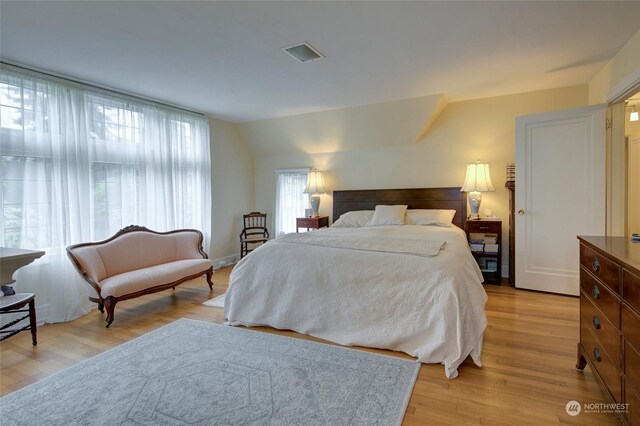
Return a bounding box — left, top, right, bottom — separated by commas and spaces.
274, 168, 309, 237
0, 65, 211, 323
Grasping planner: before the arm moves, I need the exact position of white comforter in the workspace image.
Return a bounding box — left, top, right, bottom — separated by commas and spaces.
225, 225, 488, 379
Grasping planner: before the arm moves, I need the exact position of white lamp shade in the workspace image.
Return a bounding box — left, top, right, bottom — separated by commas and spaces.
461, 163, 495, 192
303, 169, 327, 194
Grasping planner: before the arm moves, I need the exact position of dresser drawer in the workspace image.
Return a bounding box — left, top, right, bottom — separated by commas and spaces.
625, 340, 640, 395
622, 304, 640, 353
623, 269, 640, 314
582, 328, 621, 402
581, 295, 620, 364
624, 378, 640, 426
581, 268, 620, 328
580, 244, 621, 294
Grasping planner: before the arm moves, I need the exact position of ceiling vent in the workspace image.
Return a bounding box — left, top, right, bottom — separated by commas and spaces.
282, 42, 325, 63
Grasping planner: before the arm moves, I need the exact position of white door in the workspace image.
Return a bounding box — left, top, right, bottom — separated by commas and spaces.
515, 105, 606, 295
630, 136, 640, 236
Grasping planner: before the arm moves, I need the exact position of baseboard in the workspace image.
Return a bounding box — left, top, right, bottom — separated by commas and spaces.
212, 254, 239, 270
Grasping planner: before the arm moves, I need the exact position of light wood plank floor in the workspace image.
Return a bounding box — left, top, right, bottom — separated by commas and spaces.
0, 266, 618, 425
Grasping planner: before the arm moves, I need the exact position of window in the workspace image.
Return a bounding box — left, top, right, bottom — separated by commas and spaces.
1, 76, 56, 249
88, 96, 143, 144
274, 168, 309, 237
1, 155, 54, 249
0, 64, 211, 324
0, 80, 49, 133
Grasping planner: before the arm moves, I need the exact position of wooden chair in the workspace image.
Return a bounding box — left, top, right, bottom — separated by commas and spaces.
239, 212, 269, 258
0, 293, 37, 345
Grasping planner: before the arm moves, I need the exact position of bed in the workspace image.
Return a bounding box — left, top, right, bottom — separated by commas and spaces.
224, 187, 488, 378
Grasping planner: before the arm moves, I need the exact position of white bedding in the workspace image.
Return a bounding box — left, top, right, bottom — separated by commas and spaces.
276, 231, 446, 257
224, 225, 488, 379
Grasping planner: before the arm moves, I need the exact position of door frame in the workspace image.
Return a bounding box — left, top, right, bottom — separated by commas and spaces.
604, 71, 640, 236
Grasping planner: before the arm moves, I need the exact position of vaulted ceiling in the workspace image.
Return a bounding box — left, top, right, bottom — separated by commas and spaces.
2, 1, 640, 122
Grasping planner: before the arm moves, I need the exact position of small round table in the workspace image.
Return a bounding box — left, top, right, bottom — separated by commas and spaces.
0, 293, 37, 346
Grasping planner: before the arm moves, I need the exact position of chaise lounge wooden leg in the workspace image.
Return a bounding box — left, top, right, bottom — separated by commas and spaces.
104, 296, 117, 328
206, 267, 214, 290
97, 302, 104, 313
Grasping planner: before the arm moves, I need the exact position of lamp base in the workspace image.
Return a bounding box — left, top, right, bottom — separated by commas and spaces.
467, 191, 482, 220
310, 194, 321, 217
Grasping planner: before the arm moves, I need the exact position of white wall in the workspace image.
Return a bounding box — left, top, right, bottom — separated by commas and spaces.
209, 117, 255, 262
239, 85, 589, 277
240, 94, 446, 156
589, 27, 640, 104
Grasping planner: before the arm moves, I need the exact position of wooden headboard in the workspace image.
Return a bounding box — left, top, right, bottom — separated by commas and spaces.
332, 187, 467, 229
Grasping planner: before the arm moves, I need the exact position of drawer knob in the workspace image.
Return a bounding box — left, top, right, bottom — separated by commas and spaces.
593, 347, 601, 362
592, 316, 601, 330
591, 285, 600, 300
517, 209, 525, 215
592, 257, 600, 272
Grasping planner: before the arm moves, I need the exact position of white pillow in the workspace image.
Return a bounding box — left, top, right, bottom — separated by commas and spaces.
369, 205, 408, 226
405, 209, 456, 227
332, 210, 374, 228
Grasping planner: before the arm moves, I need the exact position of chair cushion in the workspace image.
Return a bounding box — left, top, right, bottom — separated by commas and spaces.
241, 236, 268, 242
0, 293, 35, 311
99, 259, 213, 298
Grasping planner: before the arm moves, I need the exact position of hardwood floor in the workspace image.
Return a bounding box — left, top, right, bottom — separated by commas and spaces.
0, 266, 618, 425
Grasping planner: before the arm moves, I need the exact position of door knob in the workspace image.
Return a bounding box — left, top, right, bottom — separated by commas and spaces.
517, 209, 525, 215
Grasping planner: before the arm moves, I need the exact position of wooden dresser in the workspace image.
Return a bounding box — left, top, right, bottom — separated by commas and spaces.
577, 236, 640, 424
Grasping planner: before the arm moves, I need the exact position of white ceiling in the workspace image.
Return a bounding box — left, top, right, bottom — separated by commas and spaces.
2, 1, 640, 122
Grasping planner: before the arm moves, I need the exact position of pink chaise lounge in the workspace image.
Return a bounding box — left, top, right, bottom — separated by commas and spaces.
67, 225, 213, 327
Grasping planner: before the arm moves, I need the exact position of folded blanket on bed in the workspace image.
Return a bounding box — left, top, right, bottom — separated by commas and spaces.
276, 232, 446, 257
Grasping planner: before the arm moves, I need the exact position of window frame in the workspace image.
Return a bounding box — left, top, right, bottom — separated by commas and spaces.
273, 167, 310, 237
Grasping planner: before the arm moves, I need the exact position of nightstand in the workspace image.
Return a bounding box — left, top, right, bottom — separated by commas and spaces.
465, 219, 502, 285
296, 216, 329, 232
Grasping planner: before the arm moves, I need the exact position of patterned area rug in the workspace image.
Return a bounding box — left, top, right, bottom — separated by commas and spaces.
1, 319, 419, 425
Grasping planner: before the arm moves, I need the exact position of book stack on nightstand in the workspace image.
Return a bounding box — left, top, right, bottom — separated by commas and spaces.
465, 219, 502, 285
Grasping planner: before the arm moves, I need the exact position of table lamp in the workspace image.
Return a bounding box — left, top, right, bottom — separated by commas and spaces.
303, 168, 326, 217
461, 160, 495, 220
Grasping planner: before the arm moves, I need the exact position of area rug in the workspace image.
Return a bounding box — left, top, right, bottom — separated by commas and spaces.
0, 319, 419, 425
202, 293, 225, 308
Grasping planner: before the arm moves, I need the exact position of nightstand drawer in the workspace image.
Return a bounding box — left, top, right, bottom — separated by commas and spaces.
296, 216, 329, 232
297, 218, 316, 227
465, 221, 501, 234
